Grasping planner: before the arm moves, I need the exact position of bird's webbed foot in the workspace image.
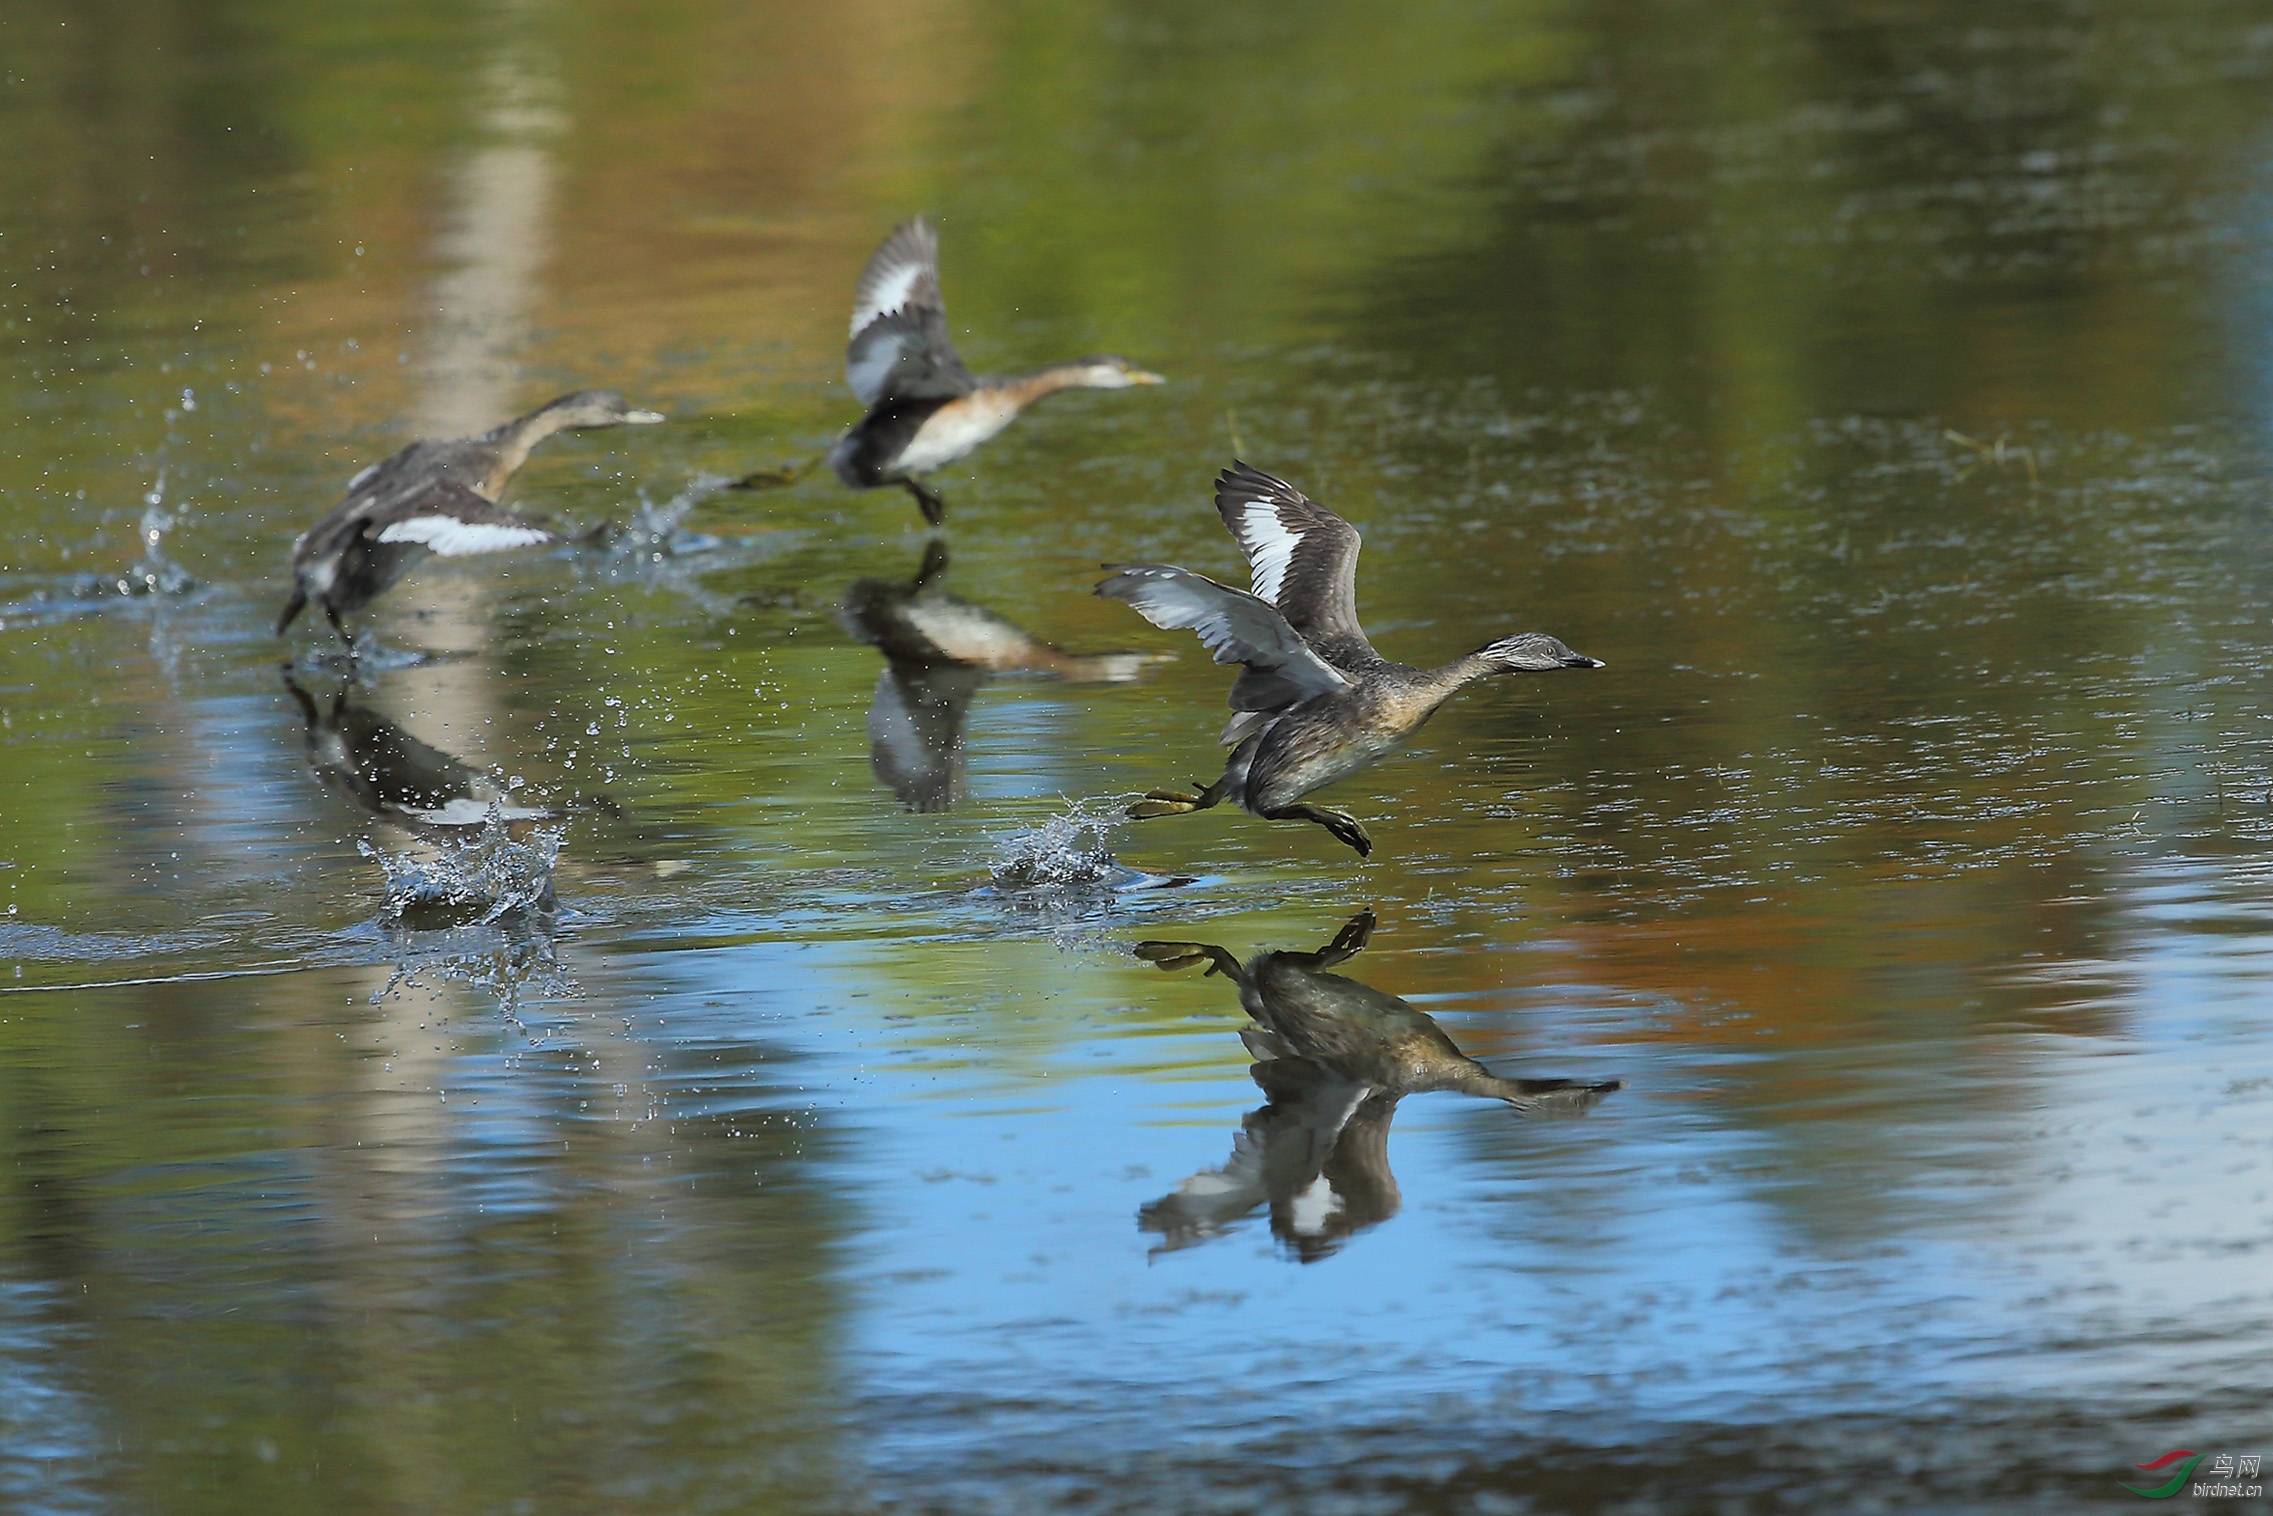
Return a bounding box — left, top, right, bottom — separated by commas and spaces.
728, 453, 822, 490
1266, 803, 1373, 858
1127, 781, 1220, 821
903, 479, 947, 525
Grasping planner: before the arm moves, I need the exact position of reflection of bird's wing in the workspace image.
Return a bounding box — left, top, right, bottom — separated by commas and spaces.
866, 661, 982, 812
1097, 564, 1353, 717
1137, 1117, 1272, 1254
846, 218, 976, 406
1294, 1090, 1400, 1259
1214, 462, 1372, 665
371, 479, 554, 557
1138, 1060, 1376, 1256
300, 693, 551, 827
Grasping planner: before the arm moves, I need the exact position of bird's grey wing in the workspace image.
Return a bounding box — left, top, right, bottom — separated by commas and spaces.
340, 437, 432, 500
358, 439, 478, 510
1096, 564, 1353, 712
1214, 461, 1373, 664
299, 441, 473, 560
370, 479, 555, 557
846, 218, 975, 405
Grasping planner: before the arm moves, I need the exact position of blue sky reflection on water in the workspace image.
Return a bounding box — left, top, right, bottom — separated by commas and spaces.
762, 928, 2269, 1433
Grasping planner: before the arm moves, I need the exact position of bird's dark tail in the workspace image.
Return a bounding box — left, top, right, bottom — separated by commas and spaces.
275, 588, 308, 637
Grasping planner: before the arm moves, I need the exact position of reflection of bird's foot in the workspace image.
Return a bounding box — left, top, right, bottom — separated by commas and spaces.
1133, 940, 1240, 978
1321, 909, 1376, 962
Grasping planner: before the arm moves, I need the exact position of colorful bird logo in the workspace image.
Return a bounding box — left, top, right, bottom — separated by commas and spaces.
2122, 1451, 2203, 1498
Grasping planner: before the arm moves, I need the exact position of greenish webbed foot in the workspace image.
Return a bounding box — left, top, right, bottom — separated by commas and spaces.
1127, 783, 1216, 821
1265, 803, 1372, 858
729, 453, 822, 490
1325, 815, 1374, 858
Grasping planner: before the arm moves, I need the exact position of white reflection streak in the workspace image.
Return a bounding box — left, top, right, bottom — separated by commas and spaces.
351, 11, 568, 1195
421, 29, 563, 435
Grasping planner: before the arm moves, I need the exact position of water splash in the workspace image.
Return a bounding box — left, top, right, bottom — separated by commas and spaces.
988, 799, 1198, 894
371, 926, 574, 1023
291, 635, 432, 678
588, 474, 732, 559
990, 801, 1133, 891
358, 813, 564, 928
120, 471, 196, 597
0, 471, 197, 630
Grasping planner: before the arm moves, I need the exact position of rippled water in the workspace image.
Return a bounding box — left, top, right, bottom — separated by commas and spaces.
5, 0, 2273, 1510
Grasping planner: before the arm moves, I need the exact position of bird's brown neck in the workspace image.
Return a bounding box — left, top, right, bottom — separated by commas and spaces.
1382, 653, 1501, 733
476, 405, 577, 494
986, 363, 1104, 412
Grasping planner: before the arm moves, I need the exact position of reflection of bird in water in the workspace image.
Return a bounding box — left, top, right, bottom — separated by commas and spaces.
1099, 462, 1602, 856
1135, 910, 1619, 1261
840, 540, 1159, 812
739, 218, 1162, 524
278, 389, 665, 647
283, 673, 551, 833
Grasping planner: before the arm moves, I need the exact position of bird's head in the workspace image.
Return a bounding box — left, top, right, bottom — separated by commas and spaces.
1474, 631, 1603, 672
1065, 356, 1166, 389
538, 389, 669, 429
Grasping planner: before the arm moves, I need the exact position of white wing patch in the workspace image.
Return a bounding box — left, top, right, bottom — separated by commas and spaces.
346, 462, 380, 493
376, 516, 552, 556
1237, 500, 1301, 605
851, 262, 928, 338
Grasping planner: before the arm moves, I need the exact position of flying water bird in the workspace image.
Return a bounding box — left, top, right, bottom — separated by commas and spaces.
1097, 462, 1602, 857
1134, 910, 1620, 1259
277, 389, 666, 646
756, 217, 1162, 524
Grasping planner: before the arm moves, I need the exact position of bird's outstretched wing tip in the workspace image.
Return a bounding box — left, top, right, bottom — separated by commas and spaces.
1216, 458, 1298, 498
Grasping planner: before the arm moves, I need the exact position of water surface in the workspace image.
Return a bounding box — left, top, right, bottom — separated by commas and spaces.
5, 0, 2273, 1510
